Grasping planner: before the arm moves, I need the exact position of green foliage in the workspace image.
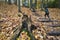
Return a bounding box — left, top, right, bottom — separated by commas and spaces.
48, 1, 55, 8
55, 0, 60, 8
48, 0, 59, 8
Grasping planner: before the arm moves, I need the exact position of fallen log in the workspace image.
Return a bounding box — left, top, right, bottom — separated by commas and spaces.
38, 18, 60, 22
47, 31, 60, 36
47, 24, 60, 27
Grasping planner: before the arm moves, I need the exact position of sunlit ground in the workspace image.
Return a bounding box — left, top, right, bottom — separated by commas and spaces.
0, 2, 60, 40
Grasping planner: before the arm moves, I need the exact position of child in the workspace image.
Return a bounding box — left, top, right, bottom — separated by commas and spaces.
44, 7, 50, 20
22, 14, 28, 30
20, 14, 28, 33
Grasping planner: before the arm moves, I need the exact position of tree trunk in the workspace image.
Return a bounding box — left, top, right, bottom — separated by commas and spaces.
18, 0, 21, 12
41, 0, 44, 10
8, 0, 11, 4
5, 0, 7, 3
30, 0, 32, 9
46, 0, 48, 7
35, 0, 37, 8
15, 0, 17, 5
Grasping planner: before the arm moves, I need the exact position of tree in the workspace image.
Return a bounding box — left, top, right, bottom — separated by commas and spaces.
8, 0, 11, 4
41, 0, 44, 10
18, 0, 21, 12
46, 0, 48, 7
55, 0, 60, 8
5, 0, 7, 3
30, 0, 32, 9
14, 0, 17, 5
35, 0, 37, 8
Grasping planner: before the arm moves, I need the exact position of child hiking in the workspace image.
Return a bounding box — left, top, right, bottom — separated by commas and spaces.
44, 7, 50, 20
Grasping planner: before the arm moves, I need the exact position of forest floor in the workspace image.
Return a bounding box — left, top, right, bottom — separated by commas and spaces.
20, 7, 60, 40
0, 2, 60, 40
